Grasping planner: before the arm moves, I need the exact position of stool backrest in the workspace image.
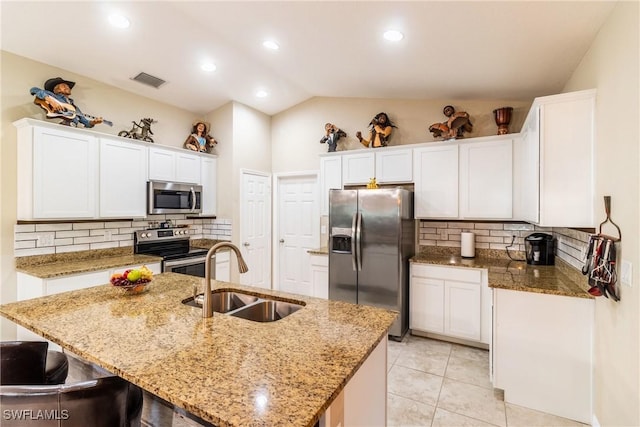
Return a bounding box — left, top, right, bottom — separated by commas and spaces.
0, 341, 48, 385
1, 376, 143, 427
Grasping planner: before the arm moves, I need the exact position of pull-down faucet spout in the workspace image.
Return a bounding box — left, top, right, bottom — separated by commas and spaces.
203, 242, 249, 318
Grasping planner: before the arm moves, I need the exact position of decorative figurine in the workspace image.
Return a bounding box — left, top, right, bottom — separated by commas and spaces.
118, 118, 155, 142
319, 123, 347, 152
367, 177, 379, 189
184, 121, 217, 153
493, 107, 513, 135
429, 105, 473, 140
30, 77, 112, 128
356, 112, 397, 148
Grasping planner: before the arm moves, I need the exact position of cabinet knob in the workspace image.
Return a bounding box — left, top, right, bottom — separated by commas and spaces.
243, 242, 250, 247
279, 239, 285, 243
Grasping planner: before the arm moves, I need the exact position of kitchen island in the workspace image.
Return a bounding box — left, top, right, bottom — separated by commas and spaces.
0, 273, 396, 427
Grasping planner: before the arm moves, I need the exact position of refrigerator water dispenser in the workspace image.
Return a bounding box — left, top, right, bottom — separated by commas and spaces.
331, 227, 352, 253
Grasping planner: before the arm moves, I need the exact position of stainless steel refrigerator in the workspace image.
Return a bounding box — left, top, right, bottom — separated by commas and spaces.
329, 188, 414, 340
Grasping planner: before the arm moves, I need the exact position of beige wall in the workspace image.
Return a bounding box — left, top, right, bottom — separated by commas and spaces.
562, 2, 640, 425
0, 51, 207, 338
271, 96, 531, 173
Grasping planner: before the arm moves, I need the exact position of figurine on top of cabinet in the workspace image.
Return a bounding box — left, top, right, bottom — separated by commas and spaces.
118, 118, 156, 142
429, 105, 473, 140
356, 112, 397, 148
184, 121, 217, 153
319, 123, 347, 152
29, 77, 113, 128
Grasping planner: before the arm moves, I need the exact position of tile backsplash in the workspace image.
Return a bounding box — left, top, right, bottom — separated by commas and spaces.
418, 220, 591, 271
14, 214, 231, 257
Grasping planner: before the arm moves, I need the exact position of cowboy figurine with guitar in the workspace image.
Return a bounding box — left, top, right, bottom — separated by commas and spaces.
30, 77, 112, 128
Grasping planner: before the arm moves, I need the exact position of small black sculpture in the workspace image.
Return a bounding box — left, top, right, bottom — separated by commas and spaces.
118, 118, 156, 142
319, 123, 347, 152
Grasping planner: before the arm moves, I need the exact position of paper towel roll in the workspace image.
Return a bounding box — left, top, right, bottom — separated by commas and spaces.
461, 232, 475, 258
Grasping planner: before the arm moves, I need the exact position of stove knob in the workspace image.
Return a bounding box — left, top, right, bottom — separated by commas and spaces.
177, 230, 183, 235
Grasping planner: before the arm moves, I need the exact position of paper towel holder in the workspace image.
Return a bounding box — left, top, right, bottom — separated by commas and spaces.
460, 231, 475, 258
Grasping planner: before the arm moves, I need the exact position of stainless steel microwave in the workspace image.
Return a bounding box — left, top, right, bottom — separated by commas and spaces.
147, 181, 202, 215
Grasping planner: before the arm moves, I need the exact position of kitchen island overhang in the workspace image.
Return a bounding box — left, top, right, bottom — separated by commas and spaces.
0, 273, 396, 427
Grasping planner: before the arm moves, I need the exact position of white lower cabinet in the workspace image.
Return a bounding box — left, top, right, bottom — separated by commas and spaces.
492, 289, 593, 423
309, 253, 328, 299
214, 251, 230, 282
410, 263, 491, 344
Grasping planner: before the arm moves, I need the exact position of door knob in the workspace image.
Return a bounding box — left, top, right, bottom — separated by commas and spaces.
243, 242, 250, 246
279, 239, 285, 243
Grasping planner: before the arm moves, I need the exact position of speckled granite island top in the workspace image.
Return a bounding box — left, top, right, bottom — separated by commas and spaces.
0, 273, 396, 427
411, 250, 592, 299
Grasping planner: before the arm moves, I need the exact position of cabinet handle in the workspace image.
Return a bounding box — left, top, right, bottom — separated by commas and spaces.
243, 242, 250, 247
279, 239, 285, 243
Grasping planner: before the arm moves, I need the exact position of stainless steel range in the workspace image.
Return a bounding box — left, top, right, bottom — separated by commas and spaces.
134, 228, 210, 277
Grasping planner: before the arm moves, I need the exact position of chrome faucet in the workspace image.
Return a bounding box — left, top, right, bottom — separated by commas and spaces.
203, 242, 249, 318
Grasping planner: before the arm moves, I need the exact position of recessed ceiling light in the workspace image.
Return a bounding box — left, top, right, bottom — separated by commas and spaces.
201, 62, 217, 72
256, 90, 268, 98
263, 40, 279, 51
383, 30, 404, 42
108, 14, 130, 29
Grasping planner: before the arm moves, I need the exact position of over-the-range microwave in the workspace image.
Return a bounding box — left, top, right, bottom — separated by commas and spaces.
147, 181, 202, 215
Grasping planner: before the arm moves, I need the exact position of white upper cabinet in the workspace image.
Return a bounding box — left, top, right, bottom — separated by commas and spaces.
375, 148, 413, 183
17, 119, 98, 220
200, 157, 217, 216
320, 155, 342, 216
517, 89, 595, 227
149, 146, 201, 184
459, 138, 513, 219
99, 137, 148, 218
414, 144, 459, 219
15, 118, 217, 220
342, 151, 375, 185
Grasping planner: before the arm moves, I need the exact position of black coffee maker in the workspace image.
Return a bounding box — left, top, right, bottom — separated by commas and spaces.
524, 233, 556, 265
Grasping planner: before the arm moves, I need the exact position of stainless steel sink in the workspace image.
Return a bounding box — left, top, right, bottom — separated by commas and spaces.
181, 290, 259, 312
229, 300, 303, 322
182, 289, 304, 322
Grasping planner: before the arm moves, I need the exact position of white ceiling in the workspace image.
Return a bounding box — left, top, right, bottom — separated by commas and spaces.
1, 1, 616, 116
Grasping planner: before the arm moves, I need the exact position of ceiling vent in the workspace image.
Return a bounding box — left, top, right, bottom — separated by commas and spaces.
131, 72, 166, 89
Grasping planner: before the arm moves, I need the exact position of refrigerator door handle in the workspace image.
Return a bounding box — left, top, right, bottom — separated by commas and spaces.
351, 213, 358, 271
356, 211, 363, 271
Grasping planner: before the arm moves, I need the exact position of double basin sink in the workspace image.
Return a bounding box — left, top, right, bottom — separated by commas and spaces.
182, 289, 304, 322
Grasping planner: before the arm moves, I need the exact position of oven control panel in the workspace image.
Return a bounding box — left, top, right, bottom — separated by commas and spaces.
135, 228, 191, 241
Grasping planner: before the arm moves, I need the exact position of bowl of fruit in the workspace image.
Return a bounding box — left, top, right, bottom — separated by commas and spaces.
110, 266, 153, 295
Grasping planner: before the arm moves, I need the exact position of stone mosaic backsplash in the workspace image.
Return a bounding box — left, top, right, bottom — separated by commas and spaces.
14, 214, 231, 258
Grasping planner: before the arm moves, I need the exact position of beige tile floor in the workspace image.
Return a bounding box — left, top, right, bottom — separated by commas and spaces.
387, 334, 588, 427
67, 334, 588, 427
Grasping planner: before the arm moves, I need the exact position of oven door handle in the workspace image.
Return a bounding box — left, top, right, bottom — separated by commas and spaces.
164, 256, 208, 269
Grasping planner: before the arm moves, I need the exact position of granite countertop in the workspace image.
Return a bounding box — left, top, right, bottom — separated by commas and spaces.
411, 250, 592, 299
307, 247, 328, 255
14, 239, 232, 279
0, 273, 396, 427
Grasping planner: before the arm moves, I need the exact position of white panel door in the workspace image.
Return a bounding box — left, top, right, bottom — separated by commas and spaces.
277, 175, 319, 296
240, 171, 271, 289
176, 151, 201, 184
444, 280, 481, 341
201, 157, 217, 216
375, 148, 413, 183
319, 155, 342, 216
